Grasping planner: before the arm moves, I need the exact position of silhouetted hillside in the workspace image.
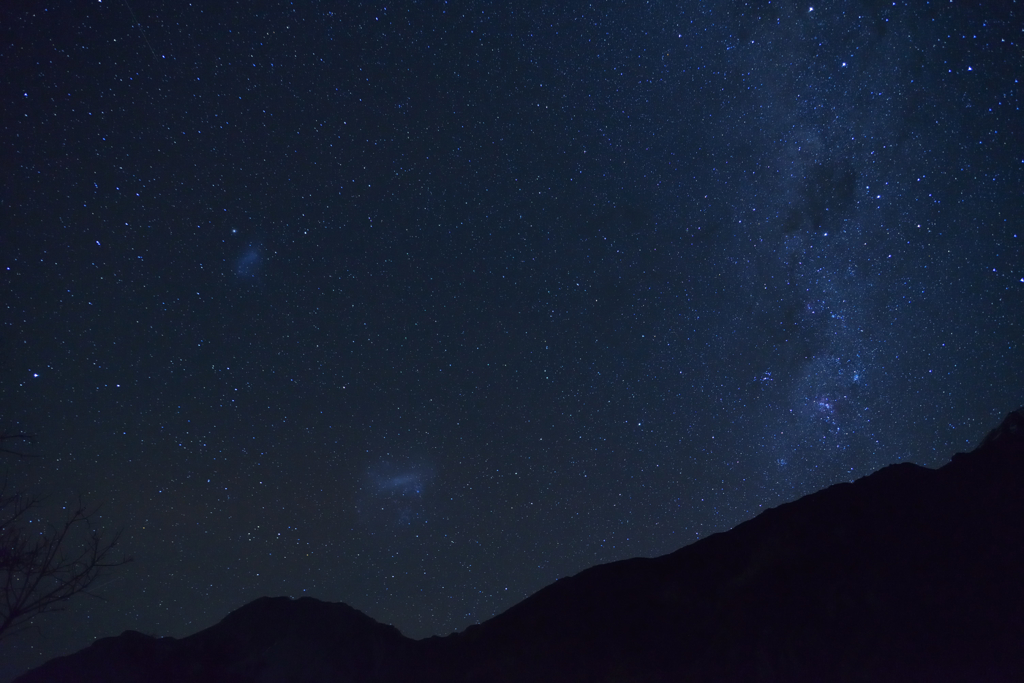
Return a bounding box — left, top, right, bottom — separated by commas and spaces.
14, 597, 413, 683
17, 408, 1024, 683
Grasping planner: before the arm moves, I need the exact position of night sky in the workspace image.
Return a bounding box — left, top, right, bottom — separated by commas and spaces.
1, 0, 1022, 677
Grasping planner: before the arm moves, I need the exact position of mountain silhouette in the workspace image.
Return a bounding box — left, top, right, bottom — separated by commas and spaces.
16, 408, 1024, 682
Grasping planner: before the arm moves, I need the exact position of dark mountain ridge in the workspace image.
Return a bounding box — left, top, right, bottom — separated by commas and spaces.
17, 408, 1024, 682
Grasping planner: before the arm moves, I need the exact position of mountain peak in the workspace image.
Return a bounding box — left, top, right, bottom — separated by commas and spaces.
980, 407, 1024, 451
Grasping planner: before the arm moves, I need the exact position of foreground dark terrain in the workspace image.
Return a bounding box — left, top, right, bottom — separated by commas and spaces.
18, 409, 1024, 682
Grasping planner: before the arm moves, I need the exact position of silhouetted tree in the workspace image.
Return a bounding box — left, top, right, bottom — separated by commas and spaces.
0, 430, 131, 641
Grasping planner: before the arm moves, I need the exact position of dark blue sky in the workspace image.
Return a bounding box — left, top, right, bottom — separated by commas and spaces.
1, 0, 1021, 678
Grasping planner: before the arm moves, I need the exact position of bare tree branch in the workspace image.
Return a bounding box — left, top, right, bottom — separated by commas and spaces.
0, 432, 131, 641
0, 431, 35, 458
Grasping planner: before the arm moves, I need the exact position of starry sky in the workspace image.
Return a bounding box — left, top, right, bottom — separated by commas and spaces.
1, 0, 1022, 677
